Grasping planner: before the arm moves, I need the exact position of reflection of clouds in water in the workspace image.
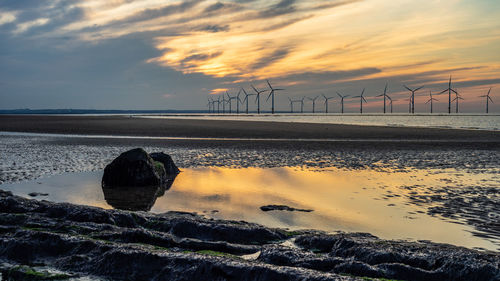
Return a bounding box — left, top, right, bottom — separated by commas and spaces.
2, 166, 498, 251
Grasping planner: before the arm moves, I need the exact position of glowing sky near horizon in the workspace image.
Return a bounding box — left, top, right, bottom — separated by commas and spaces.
0, 0, 499, 112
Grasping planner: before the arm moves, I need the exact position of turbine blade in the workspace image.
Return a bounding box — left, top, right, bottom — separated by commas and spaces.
451, 89, 458, 94
266, 91, 272, 102
337, 92, 342, 98
415, 86, 424, 91
404, 85, 412, 92
266, 80, 273, 89
487, 88, 491, 96
361, 88, 365, 96
251, 85, 259, 94
425, 100, 430, 104
362, 97, 367, 103
488, 97, 493, 103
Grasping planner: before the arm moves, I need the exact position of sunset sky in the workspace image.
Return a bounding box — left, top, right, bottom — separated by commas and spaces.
1, 0, 499, 112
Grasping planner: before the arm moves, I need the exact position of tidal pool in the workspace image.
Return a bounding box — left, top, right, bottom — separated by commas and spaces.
1, 166, 498, 251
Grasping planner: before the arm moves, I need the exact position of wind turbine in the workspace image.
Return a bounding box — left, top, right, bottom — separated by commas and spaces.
376, 83, 389, 114
227, 91, 241, 114
221, 93, 226, 114
241, 88, 255, 114
299, 97, 305, 113
352, 88, 367, 114
207, 98, 213, 113
251, 85, 266, 114
226, 92, 234, 114
452, 91, 464, 113
336, 92, 349, 114
438, 76, 457, 114
387, 95, 393, 113
403, 85, 424, 114
288, 98, 294, 113
215, 96, 221, 114
307, 96, 319, 113
266, 80, 284, 114
479, 88, 493, 114
322, 94, 336, 114
425, 91, 438, 114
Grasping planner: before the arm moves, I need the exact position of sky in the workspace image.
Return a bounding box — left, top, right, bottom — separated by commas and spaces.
0, 0, 499, 113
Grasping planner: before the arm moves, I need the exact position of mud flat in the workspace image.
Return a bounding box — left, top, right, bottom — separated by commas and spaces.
0, 115, 500, 142
0, 190, 499, 281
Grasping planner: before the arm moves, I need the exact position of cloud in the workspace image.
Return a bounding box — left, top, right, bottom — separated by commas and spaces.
14, 18, 49, 34
1, 0, 499, 112
250, 47, 291, 70
0, 11, 16, 26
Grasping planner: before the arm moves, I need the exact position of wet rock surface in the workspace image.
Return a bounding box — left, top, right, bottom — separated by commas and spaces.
260, 205, 313, 212
0, 190, 498, 281
102, 148, 170, 188
28, 192, 49, 197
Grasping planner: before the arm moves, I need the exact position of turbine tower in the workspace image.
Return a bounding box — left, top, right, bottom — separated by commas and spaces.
403, 85, 424, 114
387, 95, 393, 113
376, 83, 389, 114
241, 88, 255, 114
352, 88, 367, 114
307, 96, 319, 113
288, 97, 294, 113
251, 85, 266, 114
452, 91, 464, 113
336, 92, 349, 114
299, 97, 305, 113
438, 76, 457, 114
207, 98, 213, 113
322, 94, 336, 114
215, 96, 221, 114
266, 80, 284, 114
221, 93, 226, 114
425, 91, 438, 114
226, 91, 233, 114
479, 88, 493, 114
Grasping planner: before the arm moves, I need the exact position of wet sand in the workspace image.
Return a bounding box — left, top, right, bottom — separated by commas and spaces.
1, 115, 499, 142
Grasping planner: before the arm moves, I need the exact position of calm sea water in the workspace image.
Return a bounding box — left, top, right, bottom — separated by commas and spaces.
2, 167, 498, 251
139, 114, 500, 131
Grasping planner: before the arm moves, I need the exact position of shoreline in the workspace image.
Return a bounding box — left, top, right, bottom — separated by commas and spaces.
0, 115, 499, 143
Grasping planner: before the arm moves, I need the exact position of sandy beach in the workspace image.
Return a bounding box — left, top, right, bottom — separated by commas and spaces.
1, 115, 499, 143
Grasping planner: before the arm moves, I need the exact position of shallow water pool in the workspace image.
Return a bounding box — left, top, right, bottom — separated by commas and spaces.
1, 166, 498, 251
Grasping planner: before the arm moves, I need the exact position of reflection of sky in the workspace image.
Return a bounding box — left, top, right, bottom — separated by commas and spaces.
2, 167, 497, 250
0, 0, 499, 112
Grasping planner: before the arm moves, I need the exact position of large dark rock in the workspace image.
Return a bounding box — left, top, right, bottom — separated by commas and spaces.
102, 148, 176, 188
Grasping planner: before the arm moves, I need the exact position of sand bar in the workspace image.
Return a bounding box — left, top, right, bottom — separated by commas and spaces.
0, 115, 499, 142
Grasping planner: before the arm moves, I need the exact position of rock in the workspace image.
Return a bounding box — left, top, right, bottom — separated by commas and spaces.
102, 148, 168, 187
150, 152, 180, 177
28, 192, 49, 197
260, 205, 313, 212
0, 190, 498, 281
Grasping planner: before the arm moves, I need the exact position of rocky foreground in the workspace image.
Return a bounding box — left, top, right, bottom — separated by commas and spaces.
0, 190, 498, 281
